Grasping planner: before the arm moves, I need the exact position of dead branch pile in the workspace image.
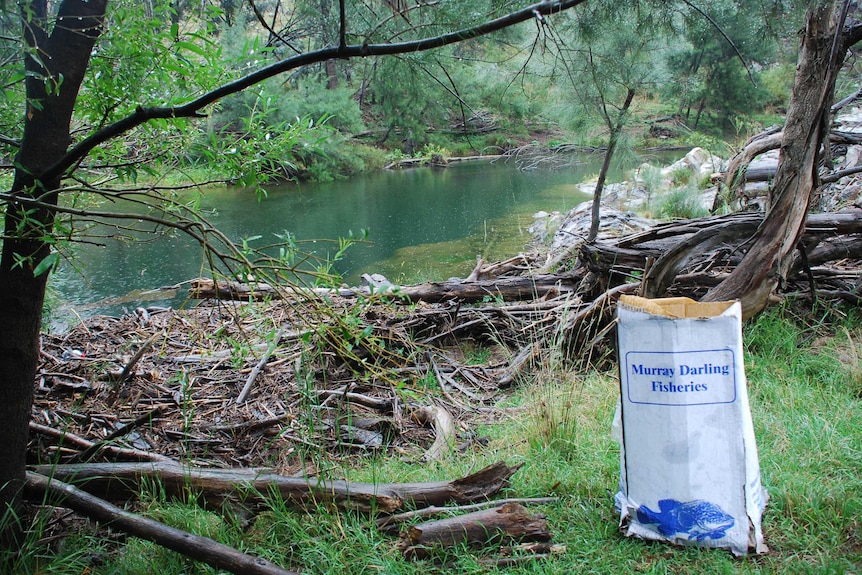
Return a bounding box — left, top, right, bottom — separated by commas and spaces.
28, 203, 860, 572
32, 288, 582, 474
32, 211, 861, 475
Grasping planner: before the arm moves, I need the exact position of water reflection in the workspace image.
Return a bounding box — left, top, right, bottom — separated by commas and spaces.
50, 151, 681, 320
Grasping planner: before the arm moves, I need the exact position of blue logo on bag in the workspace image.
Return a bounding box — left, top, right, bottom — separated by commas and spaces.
636, 499, 734, 541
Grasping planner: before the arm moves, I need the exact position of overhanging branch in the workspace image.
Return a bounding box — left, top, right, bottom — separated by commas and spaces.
39, 0, 588, 184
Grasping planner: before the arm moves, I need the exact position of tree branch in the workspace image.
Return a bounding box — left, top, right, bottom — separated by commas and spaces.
39, 0, 589, 183
25, 472, 299, 575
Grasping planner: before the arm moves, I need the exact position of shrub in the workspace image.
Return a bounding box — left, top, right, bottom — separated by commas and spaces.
657, 185, 709, 220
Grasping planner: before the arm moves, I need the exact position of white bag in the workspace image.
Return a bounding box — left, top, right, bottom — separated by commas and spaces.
614, 296, 768, 556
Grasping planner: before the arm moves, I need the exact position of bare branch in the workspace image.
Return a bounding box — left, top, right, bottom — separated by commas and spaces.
0, 134, 20, 148
248, 0, 301, 54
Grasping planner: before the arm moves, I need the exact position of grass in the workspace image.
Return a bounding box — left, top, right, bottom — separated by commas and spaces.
6, 304, 862, 574
656, 185, 710, 220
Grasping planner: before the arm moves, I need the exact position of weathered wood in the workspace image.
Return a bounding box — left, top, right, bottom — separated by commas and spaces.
236, 329, 282, 404
29, 460, 522, 514
29, 421, 173, 464
641, 216, 762, 298
412, 405, 456, 462
376, 497, 559, 533
705, 4, 847, 317
584, 211, 861, 301
398, 502, 551, 559
716, 130, 783, 210
25, 471, 299, 575
111, 331, 161, 383
190, 274, 580, 304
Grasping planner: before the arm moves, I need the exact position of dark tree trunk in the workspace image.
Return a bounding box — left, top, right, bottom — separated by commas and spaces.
0, 0, 107, 549
704, 1, 843, 317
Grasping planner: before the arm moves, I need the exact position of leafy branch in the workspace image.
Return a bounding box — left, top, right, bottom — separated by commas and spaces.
40, 0, 589, 184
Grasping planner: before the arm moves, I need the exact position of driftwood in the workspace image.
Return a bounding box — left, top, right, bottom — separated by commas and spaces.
110, 331, 162, 383
397, 502, 551, 559
583, 211, 862, 298
376, 497, 559, 533
29, 421, 173, 464
29, 460, 523, 514
412, 405, 457, 462
190, 274, 580, 304
236, 329, 283, 404
25, 471, 299, 575
715, 124, 862, 210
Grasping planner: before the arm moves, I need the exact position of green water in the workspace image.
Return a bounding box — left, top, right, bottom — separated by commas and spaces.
50, 151, 679, 318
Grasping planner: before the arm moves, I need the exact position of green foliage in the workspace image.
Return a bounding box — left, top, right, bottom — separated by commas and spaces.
760, 62, 796, 111
0, 506, 111, 575
81, 1, 231, 123
636, 163, 664, 208
661, 0, 793, 133
657, 185, 709, 220
193, 108, 335, 191
274, 74, 366, 135
365, 55, 451, 152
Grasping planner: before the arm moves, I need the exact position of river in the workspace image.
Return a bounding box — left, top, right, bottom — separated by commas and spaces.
49, 151, 680, 324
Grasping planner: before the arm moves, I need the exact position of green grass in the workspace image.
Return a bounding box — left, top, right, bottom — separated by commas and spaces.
7, 304, 862, 574
656, 185, 710, 220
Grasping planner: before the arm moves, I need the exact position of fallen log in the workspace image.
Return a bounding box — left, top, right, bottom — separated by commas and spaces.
189, 274, 580, 304
25, 471, 298, 575
583, 211, 862, 298
376, 497, 559, 533
29, 460, 522, 514
398, 502, 551, 559
29, 421, 174, 464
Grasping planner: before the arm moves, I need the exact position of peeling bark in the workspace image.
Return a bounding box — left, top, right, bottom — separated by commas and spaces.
705, 2, 848, 317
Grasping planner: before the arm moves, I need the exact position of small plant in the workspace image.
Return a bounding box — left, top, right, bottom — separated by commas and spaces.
169, 369, 196, 433
419, 143, 450, 165
462, 343, 492, 365
668, 166, 694, 187
657, 185, 709, 220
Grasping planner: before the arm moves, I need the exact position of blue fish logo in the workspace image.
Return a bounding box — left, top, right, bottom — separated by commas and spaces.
636, 499, 735, 541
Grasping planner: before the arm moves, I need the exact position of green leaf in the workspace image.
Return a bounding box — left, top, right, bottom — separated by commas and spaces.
176, 40, 209, 59
32, 252, 59, 277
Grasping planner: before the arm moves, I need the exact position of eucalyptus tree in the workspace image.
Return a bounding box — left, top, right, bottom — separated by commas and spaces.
0, 0, 594, 552
701, 0, 862, 315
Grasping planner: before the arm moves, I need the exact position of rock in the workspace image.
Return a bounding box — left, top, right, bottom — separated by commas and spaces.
545, 148, 720, 262
528, 210, 563, 244
664, 147, 724, 181
549, 202, 655, 253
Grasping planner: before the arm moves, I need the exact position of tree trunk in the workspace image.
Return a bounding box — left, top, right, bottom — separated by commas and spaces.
588, 88, 636, 242
704, 1, 844, 317
0, 0, 107, 549
325, 59, 339, 89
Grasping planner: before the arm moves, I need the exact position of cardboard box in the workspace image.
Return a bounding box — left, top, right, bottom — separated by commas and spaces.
614, 296, 768, 555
